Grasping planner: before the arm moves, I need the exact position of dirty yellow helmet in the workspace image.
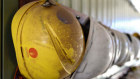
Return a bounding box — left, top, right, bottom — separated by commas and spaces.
133, 32, 140, 40
11, 0, 85, 79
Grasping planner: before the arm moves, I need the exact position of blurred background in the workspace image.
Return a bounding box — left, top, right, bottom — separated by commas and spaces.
56, 0, 140, 34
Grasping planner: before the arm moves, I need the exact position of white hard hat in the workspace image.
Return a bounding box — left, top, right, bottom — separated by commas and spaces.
72, 17, 116, 79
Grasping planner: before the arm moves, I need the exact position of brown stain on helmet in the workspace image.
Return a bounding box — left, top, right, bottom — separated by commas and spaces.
57, 9, 73, 24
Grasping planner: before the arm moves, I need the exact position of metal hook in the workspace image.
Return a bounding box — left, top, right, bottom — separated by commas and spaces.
42, 0, 56, 7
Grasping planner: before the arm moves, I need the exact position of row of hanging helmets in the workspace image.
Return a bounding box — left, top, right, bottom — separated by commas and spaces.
11, 0, 140, 79
72, 16, 140, 79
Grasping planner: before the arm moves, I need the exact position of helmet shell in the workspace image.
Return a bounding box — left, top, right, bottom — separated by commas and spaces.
12, 1, 85, 79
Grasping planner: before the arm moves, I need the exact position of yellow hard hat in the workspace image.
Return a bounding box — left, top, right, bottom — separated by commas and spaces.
11, 0, 85, 79
133, 32, 140, 40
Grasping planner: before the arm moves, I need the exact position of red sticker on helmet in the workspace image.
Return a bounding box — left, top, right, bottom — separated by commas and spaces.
29, 48, 38, 58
